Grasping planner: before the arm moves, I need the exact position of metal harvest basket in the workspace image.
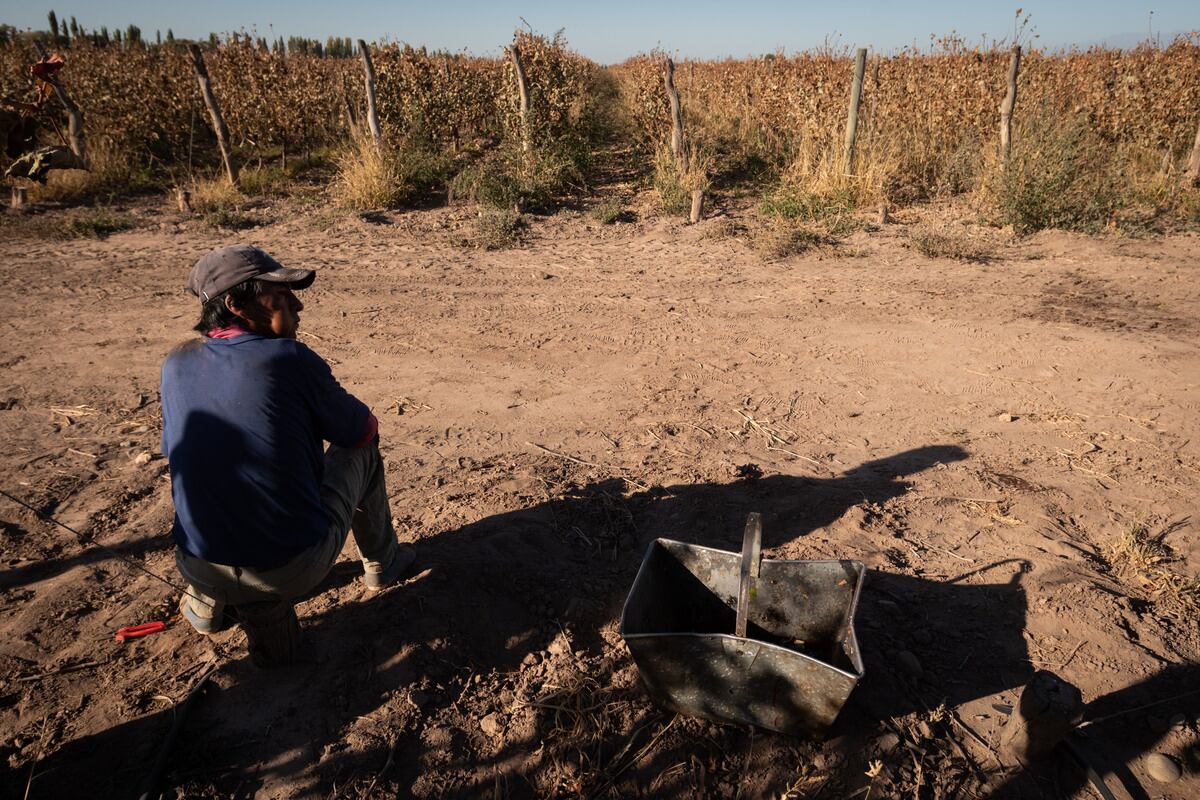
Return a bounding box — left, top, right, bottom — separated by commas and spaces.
619, 514, 866, 737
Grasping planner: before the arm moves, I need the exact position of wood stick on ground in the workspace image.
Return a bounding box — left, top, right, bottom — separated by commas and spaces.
927, 496, 1005, 504
17, 659, 104, 682
597, 715, 678, 791
22, 715, 49, 800
524, 442, 648, 490
137, 660, 220, 800
734, 408, 791, 446
941, 722, 988, 786
362, 736, 399, 798
526, 442, 606, 469
1078, 687, 1200, 728
766, 446, 824, 468
1055, 640, 1087, 669
912, 536, 973, 563
949, 709, 1003, 767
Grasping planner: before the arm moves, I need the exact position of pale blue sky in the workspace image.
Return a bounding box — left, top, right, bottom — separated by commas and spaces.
1, 1, 1195, 62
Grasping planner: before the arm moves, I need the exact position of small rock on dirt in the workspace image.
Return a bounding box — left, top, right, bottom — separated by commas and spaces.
479, 712, 504, 738
897, 650, 923, 679
875, 732, 900, 753
421, 726, 452, 748
996, 413, 1015, 423
1144, 753, 1182, 783
133, 451, 152, 466
520, 652, 539, 668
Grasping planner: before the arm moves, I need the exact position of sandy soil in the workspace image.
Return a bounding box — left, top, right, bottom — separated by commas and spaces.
0, 195, 1198, 799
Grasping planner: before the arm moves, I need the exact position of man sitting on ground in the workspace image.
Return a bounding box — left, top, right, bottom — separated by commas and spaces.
161, 244, 413, 635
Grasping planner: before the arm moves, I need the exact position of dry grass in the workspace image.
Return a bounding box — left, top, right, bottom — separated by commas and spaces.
907, 226, 995, 262
591, 198, 628, 225
331, 132, 404, 210
747, 219, 827, 261
27, 140, 153, 202
189, 175, 241, 213
236, 165, 291, 197
331, 130, 449, 211
519, 659, 665, 798
778, 129, 899, 210
0, 208, 137, 240
1105, 523, 1199, 612
461, 209, 524, 250
653, 143, 711, 216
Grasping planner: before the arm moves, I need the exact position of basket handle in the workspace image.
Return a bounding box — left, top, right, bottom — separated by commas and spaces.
735, 512, 762, 639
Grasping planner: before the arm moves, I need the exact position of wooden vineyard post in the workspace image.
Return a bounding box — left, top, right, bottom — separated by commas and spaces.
843, 48, 867, 175
10, 186, 28, 208
188, 44, 238, 186
664, 57, 685, 172
357, 40, 382, 147
175, 187, 191, 213
999, 45, 1022, 161
1186, 114, 1200, 185
507, 44, 531, 155
689, 189, 704, 224
1000, 670, 1082, 766
340, 72, 359, 133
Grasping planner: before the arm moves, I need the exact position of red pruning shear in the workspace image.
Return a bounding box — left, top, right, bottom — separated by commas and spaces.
115, 621, 167, 642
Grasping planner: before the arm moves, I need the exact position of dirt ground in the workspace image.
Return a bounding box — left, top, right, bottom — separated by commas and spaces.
0, 193, 1198, 799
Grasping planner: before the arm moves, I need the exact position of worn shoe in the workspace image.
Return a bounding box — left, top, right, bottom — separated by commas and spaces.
362, 545, 416, 590
180, 593, 228, 635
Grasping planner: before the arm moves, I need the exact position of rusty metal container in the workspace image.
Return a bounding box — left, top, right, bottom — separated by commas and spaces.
620, 529, 866, 737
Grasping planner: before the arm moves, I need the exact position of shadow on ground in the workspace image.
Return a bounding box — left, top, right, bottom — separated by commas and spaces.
23, 444, 1198, 798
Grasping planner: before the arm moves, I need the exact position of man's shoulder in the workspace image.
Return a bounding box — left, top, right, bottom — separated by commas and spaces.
162, 336, 326, 375
162, 338, 205, 369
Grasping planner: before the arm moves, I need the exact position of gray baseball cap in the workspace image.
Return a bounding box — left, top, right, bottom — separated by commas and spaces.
187, 244, 315, 302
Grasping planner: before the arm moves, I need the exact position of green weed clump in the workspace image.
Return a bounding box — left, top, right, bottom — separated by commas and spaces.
748, 220, 827, 260
451, 139, 587, 212
465, 209, 525, 250
203, 208, 261, 231
236, 166, 291, 197
0, 209, 137, 240
591, 198, 627, 224
907, 227, 994, 262
54, 211, 137, 239
983, 110, 1121, 235
652, 143, 710, 216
